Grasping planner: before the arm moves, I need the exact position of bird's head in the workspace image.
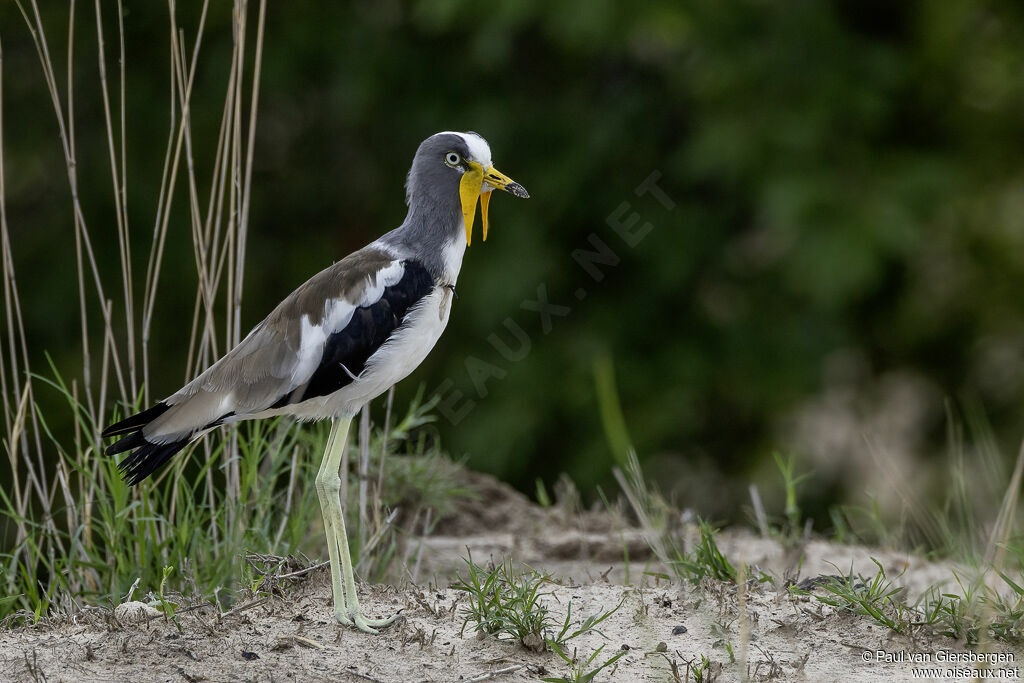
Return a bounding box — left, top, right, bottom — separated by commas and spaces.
406, 131, 529, 246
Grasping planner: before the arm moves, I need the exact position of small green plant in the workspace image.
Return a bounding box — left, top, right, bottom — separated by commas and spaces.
241, 556, 270, 597
674, 519, 738, 584
542, 643, 625, 683
913, 571, 980, 643
772, 452, 811, 545
789, 560, 1024, 645
452, 554, 550, 650
536, 478, 552, 508
987, 572, 1024, 642
155, 565, 183, 634
828, 506, 850, 544
550, 597, 624, 649
452, 553, 623, 652
912, 570, 1023, 645
688, 654, 719, 683
615, 453, 745, 586
795, 559, 911, 632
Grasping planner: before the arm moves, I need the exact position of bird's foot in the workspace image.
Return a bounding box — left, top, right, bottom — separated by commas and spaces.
333, 608, 354, 627
348, 609, 401, 634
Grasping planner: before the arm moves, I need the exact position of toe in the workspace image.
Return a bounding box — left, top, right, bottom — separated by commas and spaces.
349, 610, 399, 633
352, 617, 380, 635
363, 613, 399, 628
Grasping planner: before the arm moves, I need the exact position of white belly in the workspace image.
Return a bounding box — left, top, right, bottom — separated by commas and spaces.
284, 285, 453, 420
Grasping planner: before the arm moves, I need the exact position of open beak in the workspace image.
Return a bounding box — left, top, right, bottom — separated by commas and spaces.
459, 162, 529, 246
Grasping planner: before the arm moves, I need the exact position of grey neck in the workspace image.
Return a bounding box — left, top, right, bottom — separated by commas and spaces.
379, 192, 463, 281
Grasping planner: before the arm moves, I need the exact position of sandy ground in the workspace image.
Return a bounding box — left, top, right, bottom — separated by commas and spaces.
1, 475, 1020, 682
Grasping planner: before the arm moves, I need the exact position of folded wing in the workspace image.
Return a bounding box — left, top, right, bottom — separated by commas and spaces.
102, 247, 434, 484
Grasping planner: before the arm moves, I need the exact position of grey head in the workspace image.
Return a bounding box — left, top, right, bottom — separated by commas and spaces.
383, 131, 528, 276
405, 132, 491, 210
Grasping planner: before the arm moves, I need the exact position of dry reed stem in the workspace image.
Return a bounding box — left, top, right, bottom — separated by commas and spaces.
360, 405, 372, 550
2, 0, 272, 610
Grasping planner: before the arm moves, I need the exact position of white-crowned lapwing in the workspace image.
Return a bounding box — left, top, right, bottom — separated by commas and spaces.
102, 131, 528, 632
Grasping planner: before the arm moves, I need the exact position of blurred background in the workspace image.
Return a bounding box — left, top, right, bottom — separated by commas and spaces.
3, 0, 1024, 534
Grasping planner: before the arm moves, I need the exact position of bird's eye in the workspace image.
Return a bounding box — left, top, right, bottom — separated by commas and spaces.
444, 152, 461, 167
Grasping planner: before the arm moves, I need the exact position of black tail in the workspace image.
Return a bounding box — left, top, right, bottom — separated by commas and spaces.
102, 401, 171, 438
114, 436, 191, 485
102, 402, 188, 485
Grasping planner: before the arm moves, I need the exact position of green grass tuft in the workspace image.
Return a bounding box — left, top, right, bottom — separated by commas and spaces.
673, 519, 738, 584
542, 643, 626, 683
451, 552, 623, 653
799, 558, 912, 633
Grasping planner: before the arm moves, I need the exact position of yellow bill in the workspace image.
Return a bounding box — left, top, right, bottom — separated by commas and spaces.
459, 161, 530, 246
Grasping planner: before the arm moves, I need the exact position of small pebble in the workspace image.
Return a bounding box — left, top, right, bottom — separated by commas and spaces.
655, 642, 668, 652
672, 625, 688, 635
620, 644, 631, 651
241, 651, 259, 661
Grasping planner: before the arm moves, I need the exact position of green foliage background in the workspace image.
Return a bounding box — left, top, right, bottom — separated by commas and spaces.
4, 0, 1024, 520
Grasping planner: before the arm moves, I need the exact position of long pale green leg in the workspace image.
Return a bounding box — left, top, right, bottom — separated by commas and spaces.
333, 476, 399, 632
315, 417, 353, 626
315, 417, 398, 633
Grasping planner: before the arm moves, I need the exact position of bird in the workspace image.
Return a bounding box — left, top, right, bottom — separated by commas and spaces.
101, 131, 529, 633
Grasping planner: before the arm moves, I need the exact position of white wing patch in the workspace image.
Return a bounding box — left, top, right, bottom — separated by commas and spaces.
293, 311, 334, 385
357, 260, 405, 306
290, 260, 406, 386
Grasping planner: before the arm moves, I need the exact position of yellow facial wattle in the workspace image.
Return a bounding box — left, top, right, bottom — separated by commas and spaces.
459, 161, 529, 246
479, 190, 491, 242
459, 166, 484, 246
